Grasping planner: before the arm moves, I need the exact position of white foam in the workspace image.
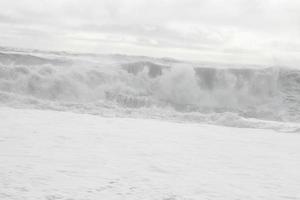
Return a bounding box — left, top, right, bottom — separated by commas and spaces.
1, 50, 300, 131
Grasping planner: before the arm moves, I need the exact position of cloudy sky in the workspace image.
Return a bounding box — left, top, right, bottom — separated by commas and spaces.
0, 0, 300, 65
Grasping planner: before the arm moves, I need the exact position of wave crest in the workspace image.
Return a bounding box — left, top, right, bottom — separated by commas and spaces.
1, 50, 300, 131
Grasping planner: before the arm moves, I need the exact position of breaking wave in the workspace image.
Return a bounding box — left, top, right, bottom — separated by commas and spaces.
1, 50, 300, 132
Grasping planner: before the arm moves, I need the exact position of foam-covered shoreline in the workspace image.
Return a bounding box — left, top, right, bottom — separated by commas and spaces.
1, 107, 300, 199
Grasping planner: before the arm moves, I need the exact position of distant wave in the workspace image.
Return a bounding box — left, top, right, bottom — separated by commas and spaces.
1, 50, 300, 132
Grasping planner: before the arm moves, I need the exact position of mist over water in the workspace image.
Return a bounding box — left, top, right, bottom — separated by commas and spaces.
1, 48, 300, 132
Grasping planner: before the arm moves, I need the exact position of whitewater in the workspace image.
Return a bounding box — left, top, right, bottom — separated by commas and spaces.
1, 47, 300, 200
0, 47, 300, 132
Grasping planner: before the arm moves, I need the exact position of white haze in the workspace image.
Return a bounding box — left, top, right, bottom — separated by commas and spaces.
0, 0, 300, 65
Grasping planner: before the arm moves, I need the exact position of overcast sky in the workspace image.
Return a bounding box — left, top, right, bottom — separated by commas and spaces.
0, 0, 300, 65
